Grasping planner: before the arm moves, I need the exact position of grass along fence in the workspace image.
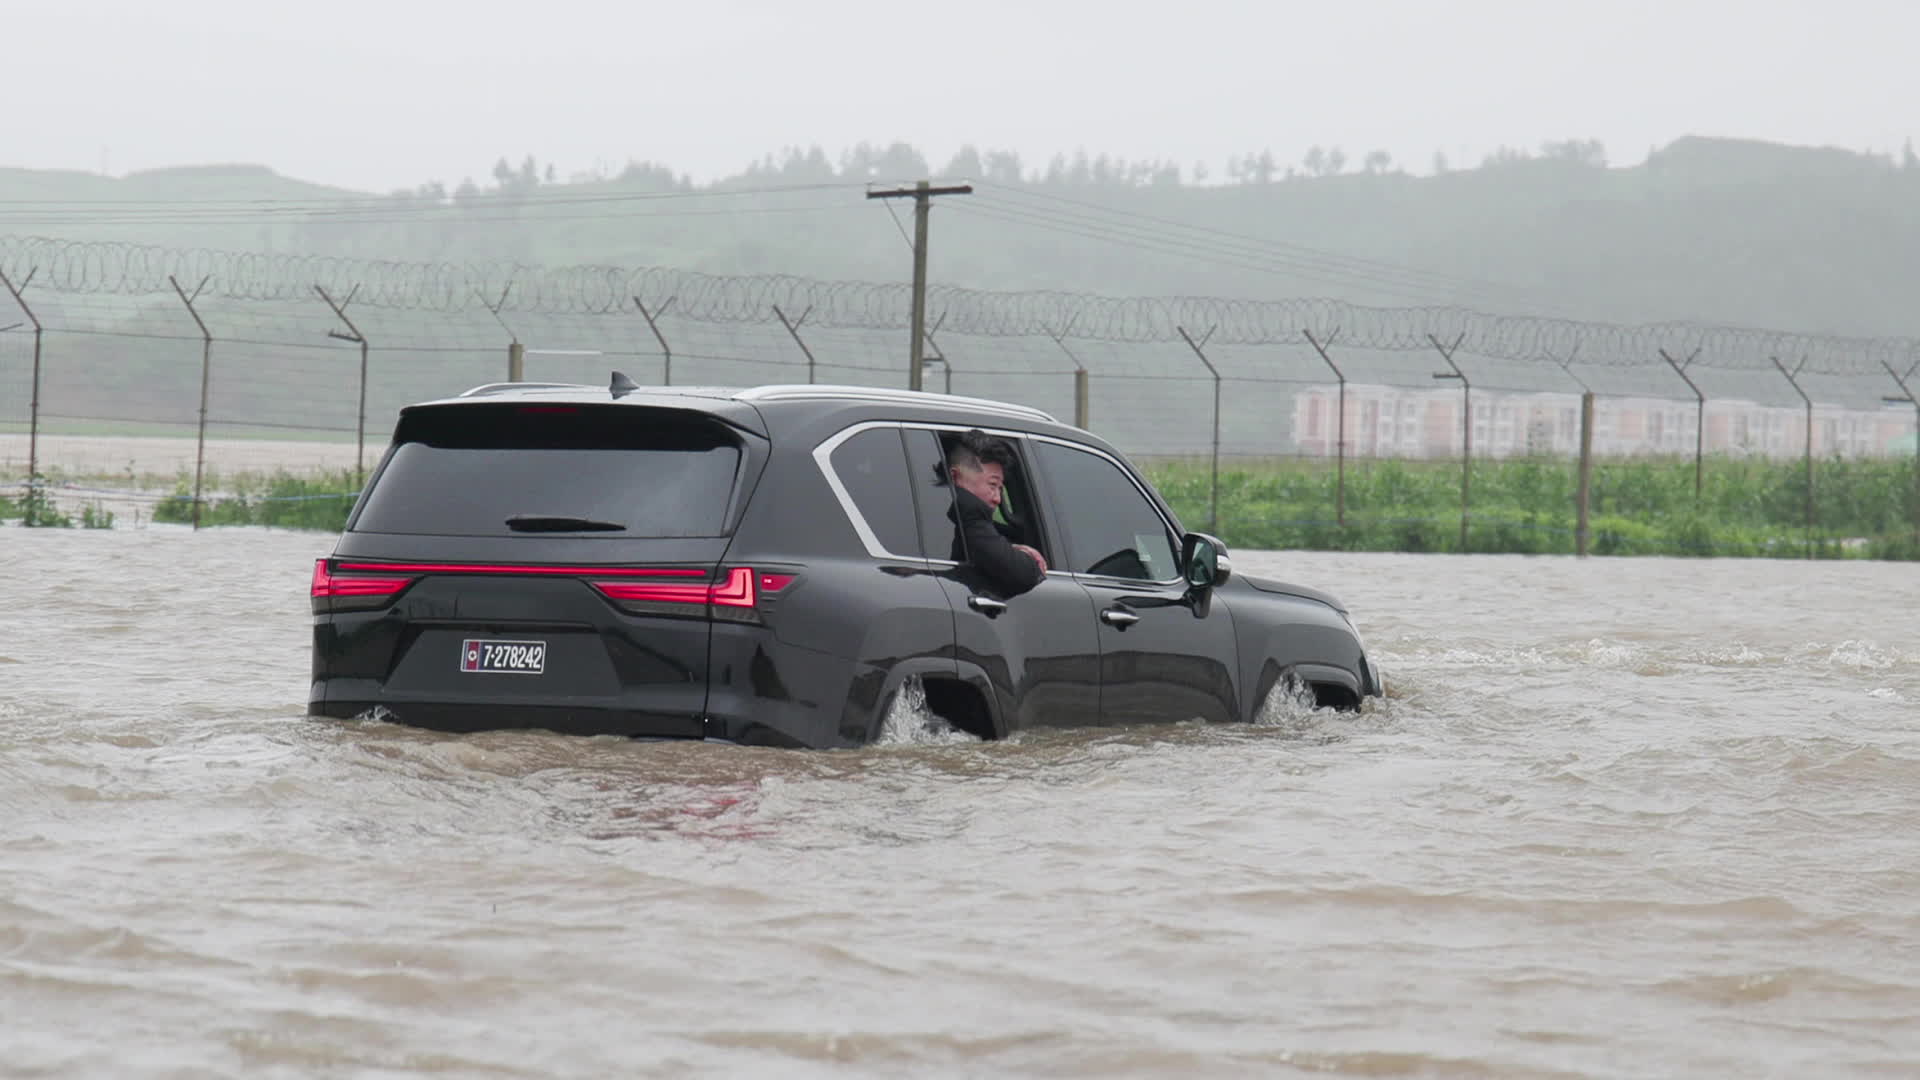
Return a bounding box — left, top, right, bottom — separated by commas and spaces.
7, 454, 1916, 561
1149, 454, 1920, 560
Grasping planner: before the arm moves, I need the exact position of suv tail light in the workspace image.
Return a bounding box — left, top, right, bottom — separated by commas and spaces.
311, 559, 416, 612
590, 567, 795, 620
309, 559, 795, 618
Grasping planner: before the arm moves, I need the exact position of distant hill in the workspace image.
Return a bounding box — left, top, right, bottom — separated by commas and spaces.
3, 137, 1918, 337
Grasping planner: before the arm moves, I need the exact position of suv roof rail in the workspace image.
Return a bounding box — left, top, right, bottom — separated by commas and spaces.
736, 384, 1057, 423
458, 381, 590, 397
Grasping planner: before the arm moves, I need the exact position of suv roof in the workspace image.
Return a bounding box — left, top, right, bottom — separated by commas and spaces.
445, 377, 1059, 425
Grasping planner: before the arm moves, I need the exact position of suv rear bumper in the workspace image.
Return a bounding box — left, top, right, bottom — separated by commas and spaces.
309, 624, 887, 749
308, 688, 707, 739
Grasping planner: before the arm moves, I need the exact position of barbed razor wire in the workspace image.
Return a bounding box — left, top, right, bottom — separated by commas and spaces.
6, 235, 1920, 374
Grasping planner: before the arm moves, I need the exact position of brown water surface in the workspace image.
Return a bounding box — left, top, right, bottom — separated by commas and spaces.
2, 527, 1916, 1078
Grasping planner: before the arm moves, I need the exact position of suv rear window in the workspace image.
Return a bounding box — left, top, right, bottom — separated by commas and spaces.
351, 403, 744, 537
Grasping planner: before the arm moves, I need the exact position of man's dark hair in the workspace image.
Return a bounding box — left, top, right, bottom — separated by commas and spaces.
946, 428, 1016, 473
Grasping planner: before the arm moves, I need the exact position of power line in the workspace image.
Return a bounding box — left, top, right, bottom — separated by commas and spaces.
0, 179, 866, 211
0, 201, 867, 229
957, 191, 1582, 317
982, 182, 1557, 309
949, 198, 1505, 311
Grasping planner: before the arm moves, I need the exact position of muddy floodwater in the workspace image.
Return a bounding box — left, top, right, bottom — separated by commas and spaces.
2, 526, 1917, 1078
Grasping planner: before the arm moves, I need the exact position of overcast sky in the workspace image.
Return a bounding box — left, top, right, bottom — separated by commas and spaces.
11, 0, 1917, 192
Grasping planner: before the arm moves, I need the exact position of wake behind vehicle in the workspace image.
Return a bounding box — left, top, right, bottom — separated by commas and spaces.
309, 377, 1384, 747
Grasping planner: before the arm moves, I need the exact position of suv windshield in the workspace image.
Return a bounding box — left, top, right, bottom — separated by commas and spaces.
351, 403, 743, 537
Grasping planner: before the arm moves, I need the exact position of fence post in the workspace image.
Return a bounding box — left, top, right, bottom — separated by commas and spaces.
0, 268, 44, 524
1302, 328, 1346, 528
1577, 392, 1595, 557
475, 282, 520, 381
168, 274, 214, 531
1659, 347, 1706, 501
634, 295, 676, 386
1773, 356, 1815, 559
921, 314, 952, 394
1429, 334, 1470, 551
314, 284, 370, 487
771, 304, 818, 384
1881, 358, 1920, 551
1044, 322, 1090, 429
1550, 350, 1594, 556
1177, 325, 1222, 534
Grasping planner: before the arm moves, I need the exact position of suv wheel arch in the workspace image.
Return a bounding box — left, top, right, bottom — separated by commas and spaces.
863, 660, 1003, 744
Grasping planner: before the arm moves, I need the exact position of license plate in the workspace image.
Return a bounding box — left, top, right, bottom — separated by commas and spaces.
460, 639, 547, 675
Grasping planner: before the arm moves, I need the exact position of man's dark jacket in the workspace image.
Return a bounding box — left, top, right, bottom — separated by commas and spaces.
947, 487, 1044, 596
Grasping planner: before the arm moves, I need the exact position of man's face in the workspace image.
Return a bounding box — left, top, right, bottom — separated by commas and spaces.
952, 461, 1005, 509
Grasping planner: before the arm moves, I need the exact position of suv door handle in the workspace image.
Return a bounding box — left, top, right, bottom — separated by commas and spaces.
1099, 606, 1140, 628
967, 595, 1008, 615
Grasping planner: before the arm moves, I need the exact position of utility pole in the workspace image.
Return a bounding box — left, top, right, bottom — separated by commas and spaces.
867, 180, 972, 391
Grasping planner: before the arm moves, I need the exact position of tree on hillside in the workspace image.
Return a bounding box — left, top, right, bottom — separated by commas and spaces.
944, 144, 984, 179
983, 150, 1023, 184
489, 155, 545, 195
1541, 139, 1606, 167
1482, 145, 1532, 167
838, 141, 929, 181
1363, 150, 1393, 174
1300, 146, 1349, 177
793, 145, 835, 180
618, 159, 686, 191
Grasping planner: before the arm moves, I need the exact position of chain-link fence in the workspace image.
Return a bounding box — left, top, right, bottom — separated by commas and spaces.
2, 238, 1915, 555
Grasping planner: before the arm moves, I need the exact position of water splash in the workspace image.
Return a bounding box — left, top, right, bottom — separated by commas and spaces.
1252, 671, 1321, 731
873, 676, 978, 746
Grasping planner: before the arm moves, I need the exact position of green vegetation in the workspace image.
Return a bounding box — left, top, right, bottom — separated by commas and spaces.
0, 480, 113, 528
153, 469, 361, 530
0, 475, 74, 527
1145, 455, 1920, 561
128, 455, 1920, 563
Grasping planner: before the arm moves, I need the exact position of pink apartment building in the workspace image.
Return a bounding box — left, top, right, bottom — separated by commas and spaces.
1292, 385, 1917, 461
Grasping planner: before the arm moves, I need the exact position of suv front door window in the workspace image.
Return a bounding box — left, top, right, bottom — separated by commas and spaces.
1030, 441, 1178, 582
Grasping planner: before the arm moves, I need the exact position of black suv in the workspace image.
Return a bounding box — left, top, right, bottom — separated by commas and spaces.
310, 377, 1384, 747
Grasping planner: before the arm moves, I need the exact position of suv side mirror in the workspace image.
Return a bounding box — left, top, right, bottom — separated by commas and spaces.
1181, 532, 1232, 590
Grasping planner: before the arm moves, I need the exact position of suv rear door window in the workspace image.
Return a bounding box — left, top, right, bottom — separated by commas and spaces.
903, 429, 959, 561
1033, 441, 1178, 581
351, 404, 743, 537
826, 427, 919, 557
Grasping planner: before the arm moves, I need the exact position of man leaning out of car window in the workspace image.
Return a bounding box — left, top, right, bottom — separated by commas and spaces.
945, 429, 1048, 596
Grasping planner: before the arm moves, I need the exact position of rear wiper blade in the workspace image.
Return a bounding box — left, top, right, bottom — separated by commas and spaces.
505, 515, 627, 532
